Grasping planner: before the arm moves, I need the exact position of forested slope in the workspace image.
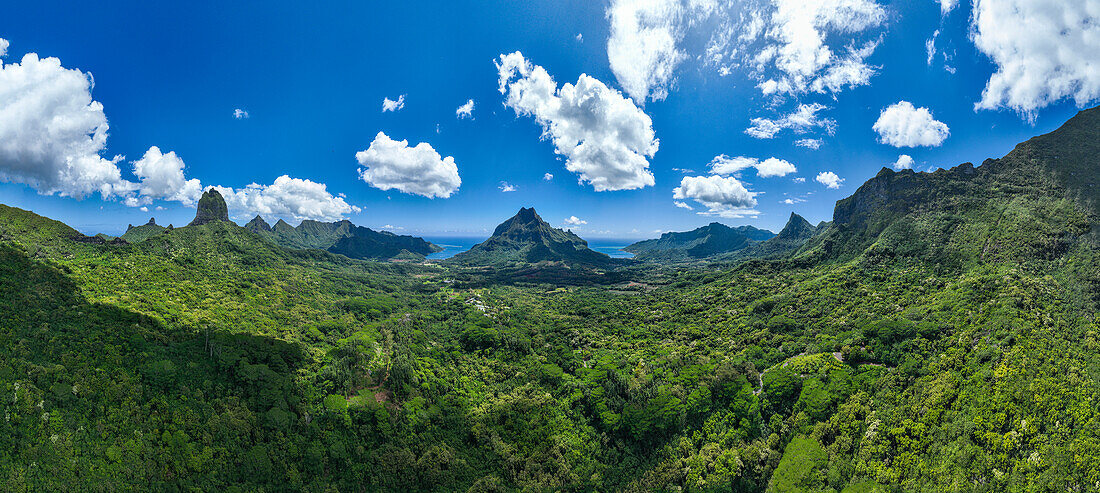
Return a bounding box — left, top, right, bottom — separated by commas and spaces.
1, 108, 1100, 491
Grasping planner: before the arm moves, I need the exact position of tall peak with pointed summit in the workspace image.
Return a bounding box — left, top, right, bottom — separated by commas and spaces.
451, 207, 611, 266
188, 188, 230, 226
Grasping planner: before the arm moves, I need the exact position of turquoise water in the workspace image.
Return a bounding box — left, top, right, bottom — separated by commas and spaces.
423, 237, 636, 260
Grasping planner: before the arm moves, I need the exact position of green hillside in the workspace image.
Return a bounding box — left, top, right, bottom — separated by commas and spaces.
626, 221, 776, 261
1, 107, 1100, 490
119, 218, 168, 243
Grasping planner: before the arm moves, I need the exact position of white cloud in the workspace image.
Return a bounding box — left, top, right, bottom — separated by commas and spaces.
795, 138, 822, 149
355, 131, 461, 198
576, 33, 584, 42
749, 0, 886, 96
497, 52, 658, 191
873, 101, 950, 147
382, 94, 406, 112
543, 172, 554, 181
233, 108, 249, 119
0, 38, 9, 57
674, 200, 694, 210
793, 177, 806, 183
0, 46, 358, 222
815, 171, 843, 188
499, 181, 517, 192
606, 0, 687, 102
0, 52, 135, 200
939, 0, 958, 15
673, 174, 759, 218
456, 99, 475, 119
926, 30, 941, 67
892, 154, 914, 170
746, 103, 836, 139
709, 155, 796, 177
140, 206, 148, 212
216, 176, 360, 222
563, 215, 587, 226
132, 146, 203, 205
971, 0, 1100, 118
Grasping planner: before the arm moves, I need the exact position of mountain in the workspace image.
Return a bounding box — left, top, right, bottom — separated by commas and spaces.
450, 207, 612, 266
119, 217, 167, 243
248, 216, 441, 260
4, 107, 1100, 491
244, 215, 272, 233
625, 222, 775, 261
796, 106, 1100, 268
188, 188, 230, 226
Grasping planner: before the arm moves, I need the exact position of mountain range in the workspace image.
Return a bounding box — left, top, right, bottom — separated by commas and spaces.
3, 105, 1100, 491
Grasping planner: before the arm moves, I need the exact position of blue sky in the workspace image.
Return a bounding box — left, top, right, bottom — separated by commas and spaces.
0, 0, 1096, 238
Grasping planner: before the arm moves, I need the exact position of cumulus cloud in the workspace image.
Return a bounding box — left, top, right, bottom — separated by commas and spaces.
0, 38, 8, 57
795, 138, 822, 149
873, 101, 950, 147
815, 171, 843, 188
496, 51, 658, 192
132, 146, 203, 205
674, 200, 694, 210
0, 52, 135, 200
355, 131, 461, 198
382, 95, 406, 112
939, 0, 958, 15
971, 0, 1100, 118
606, 0, 691, 102
673, 175, 759, 218
0, 44, 358, 222
709, 155, 797, 177
892, 154, 914, 170
563, 216, 587, 226
499, 181, 517, 192
748, 0, 886, 96
745, 103, 835, 139
216, 176, 360, 222
456, 99, 475, 119
233, 108, 249, 119
543, 172, 554, 181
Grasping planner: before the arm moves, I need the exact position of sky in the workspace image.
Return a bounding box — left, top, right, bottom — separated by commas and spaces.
1, 0, 1098, 238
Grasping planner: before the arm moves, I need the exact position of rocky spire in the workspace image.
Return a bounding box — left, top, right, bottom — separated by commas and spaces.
188, 188, 230, 226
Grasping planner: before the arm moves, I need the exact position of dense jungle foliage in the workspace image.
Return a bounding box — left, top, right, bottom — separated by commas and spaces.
2, 107, 1100, 491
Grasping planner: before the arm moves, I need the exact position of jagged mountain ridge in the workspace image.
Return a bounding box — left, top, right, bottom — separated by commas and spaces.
120, 217, 168, 243
248, 215, 441, 260
625, 222, 776, 261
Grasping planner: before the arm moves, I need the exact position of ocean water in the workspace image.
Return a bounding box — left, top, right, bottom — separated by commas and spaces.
423, 237, 636, 260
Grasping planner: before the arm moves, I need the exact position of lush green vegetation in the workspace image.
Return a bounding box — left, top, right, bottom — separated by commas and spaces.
2, 107, 1100, 491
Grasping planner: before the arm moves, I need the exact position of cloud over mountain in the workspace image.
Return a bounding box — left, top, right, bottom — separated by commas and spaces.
673, 175, 759, 218
0, 52, 134, 200
873, 101, 950, 147
971, 0, 1100, 119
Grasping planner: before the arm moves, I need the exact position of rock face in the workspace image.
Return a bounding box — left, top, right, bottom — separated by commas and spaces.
188, 189, 230, 226
451, 207, 611, 266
